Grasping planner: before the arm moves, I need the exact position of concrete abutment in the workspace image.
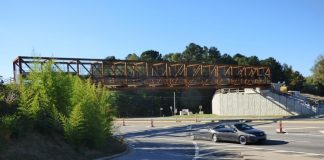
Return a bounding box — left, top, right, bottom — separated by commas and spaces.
212, 88, 321, 116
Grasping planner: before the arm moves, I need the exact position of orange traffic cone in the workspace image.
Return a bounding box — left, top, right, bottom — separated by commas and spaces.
276, 120, 286, 133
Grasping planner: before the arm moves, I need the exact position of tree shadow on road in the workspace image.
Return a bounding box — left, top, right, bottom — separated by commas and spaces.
256, 139, 288, 146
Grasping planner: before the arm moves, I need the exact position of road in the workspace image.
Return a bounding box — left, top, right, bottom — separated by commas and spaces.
113, 119, 324, 160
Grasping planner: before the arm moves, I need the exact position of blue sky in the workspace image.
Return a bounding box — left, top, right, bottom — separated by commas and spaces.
1, 0, 324, 79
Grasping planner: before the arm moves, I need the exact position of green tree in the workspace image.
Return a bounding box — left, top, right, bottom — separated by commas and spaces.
282, 63, 296, 85
126, 53, 140, 60
182, 43, 206, 62
140, 50, 162, 61
0, 75, 3, 85
312, 55, 324, 86
219, 54, 236, 64
301, 55, 324, 96
233, 54, 260, 66
260, 57, 284, 83
281, 64, 305, 90
105, 56, 117, 60
247, 56, 260, 66
233, 53, 248, 65
163, 53, 183, 62
207, 47, 221, 64
162, 53, 173, 62
289, 71, 305, 90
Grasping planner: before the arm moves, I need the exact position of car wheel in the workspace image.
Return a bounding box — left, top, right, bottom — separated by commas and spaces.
212, 134, 218, 142
239, 136, 247, 145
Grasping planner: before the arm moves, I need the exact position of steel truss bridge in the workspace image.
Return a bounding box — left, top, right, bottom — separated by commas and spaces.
13, 56, 271, 89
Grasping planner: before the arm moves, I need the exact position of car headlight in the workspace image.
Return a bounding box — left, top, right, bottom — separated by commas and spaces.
258, 132, 265, 136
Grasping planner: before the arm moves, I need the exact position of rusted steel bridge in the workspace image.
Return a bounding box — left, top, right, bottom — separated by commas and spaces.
13, 56, 271, 89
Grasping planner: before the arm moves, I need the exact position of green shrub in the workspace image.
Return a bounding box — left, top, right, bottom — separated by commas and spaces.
68, 78, 115, 148
17, 60, 116, 149
61, 104, 85, 146
0, 114, 29, 148
0, 116, 11, 148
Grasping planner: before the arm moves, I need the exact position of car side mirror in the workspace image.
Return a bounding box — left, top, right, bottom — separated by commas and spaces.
232, 129, 237, 133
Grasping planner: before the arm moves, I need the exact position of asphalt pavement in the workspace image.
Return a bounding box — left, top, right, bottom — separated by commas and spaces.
112, 119, 324, 160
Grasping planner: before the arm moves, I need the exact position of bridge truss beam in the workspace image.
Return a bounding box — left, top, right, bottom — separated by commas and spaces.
13, 56, 271, 89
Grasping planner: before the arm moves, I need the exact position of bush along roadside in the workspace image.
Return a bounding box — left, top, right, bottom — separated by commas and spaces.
1, 60, 123, 157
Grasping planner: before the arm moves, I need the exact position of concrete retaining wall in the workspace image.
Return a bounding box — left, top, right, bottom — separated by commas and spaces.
212, 89, 324, 116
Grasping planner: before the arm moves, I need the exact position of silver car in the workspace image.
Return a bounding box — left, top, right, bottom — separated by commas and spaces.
191, 123, 267, 145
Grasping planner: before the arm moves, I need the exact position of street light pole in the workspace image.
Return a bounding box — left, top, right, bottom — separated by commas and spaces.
174, 91, 176, 116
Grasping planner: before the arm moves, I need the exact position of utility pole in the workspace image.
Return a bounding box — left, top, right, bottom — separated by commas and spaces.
174, 91, 176, 116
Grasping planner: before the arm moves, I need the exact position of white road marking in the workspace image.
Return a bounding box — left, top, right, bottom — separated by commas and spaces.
192, 141, 199, 160
129, 137, 190, 143
256, 126, 322, 130
134, 147, 195, 150
263, 148, 324, 157
274, 149, 295, 153
205, 141, 324, 157
284, 127, 322, 130
284, 133, 324, 137
267, 132, 324, 137
256, 125, 277, 128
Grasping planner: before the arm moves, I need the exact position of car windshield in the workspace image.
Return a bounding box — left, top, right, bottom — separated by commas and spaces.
213, 125, 225, 130
234, 123, 253, 131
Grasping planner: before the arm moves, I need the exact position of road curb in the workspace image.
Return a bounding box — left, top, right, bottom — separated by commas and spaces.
94, 140, 131, 160
115, 118, 324, 124
280, 120, 324, 124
